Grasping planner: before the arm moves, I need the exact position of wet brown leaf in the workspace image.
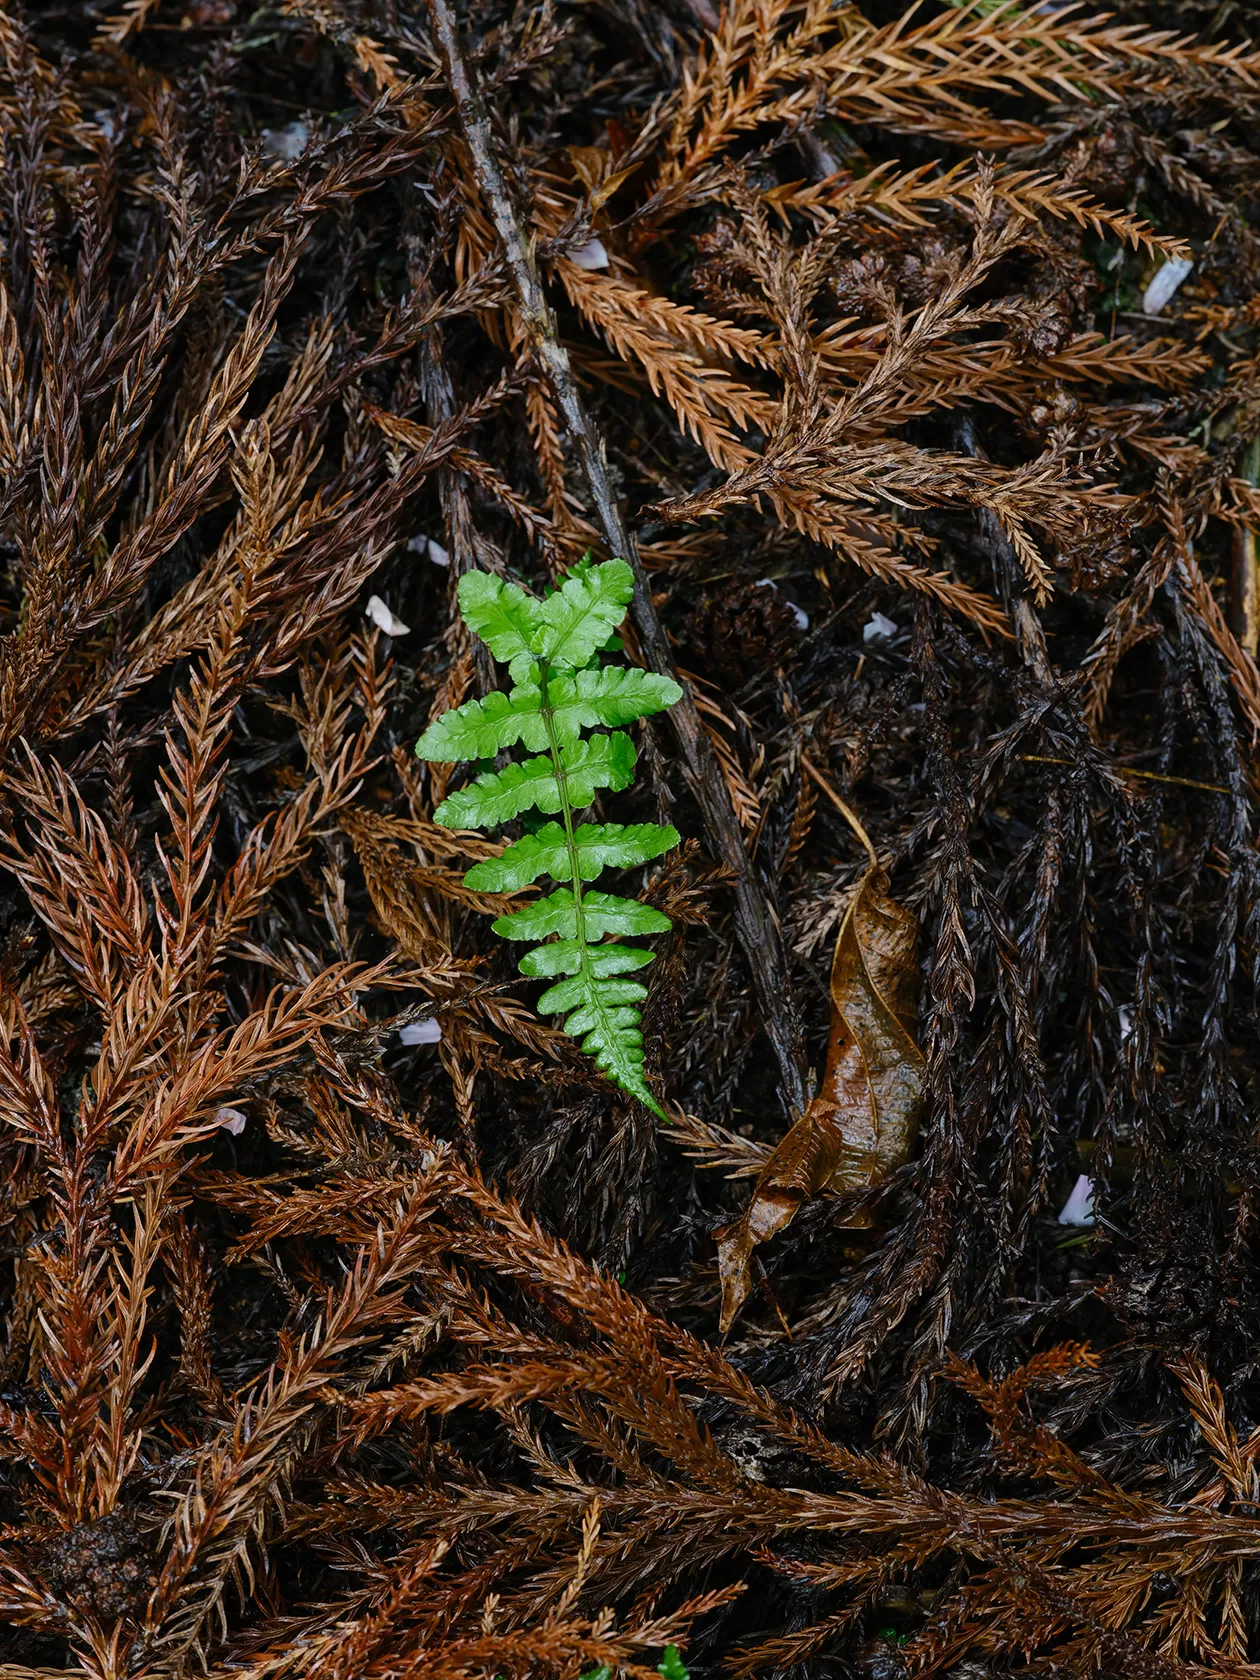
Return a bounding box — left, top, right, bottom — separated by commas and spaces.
717, 865, 925, 1332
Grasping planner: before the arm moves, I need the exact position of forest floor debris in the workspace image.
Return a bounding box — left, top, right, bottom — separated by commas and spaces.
2, 0, 1260, 1674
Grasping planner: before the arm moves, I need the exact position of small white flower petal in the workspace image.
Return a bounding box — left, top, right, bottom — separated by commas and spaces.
427, 538, 449, 567
366, 594, 410, 636
406, 532, 428, 554
1142, 257, 1193, 317
863, 611, 898, 644
399, 1019, 442, 1045
261, 121, 309, 162
216, 1107, 247, 1136
754, 577, 809, 631
570, 237, 609, 271
1057, 1173, 1095, 1227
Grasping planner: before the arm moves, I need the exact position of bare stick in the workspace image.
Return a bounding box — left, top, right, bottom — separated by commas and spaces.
1229, 433, 1260, 657
423, 0, 807, 1115
404, 206, 498, 697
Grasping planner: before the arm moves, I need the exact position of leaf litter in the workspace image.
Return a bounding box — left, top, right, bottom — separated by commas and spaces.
719, 787, 925, 1331
2, 0, 1260, 1674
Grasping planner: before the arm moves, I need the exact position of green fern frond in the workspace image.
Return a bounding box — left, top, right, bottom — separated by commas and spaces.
415, 659, 680, 764
657, 1647, 690, 1680
463, 820, 679, 893
417, 557, 682, 1117
538, 966, 656, 1109
492, 888, 672, 941
533, 557, 635, 666
433, 733, 637, 828
524, 941, 655, 979
550, 666, 683, 741
454, 571, 544, 680
415, 685, 545, 759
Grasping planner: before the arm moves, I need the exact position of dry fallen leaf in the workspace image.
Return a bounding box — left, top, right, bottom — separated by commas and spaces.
717, 864, 925, 1332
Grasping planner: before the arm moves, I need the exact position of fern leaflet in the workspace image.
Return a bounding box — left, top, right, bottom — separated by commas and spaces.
416, 558, 681, 1116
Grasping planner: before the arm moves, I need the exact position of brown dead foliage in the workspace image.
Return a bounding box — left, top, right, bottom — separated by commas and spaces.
2, 0, 1260, 1676
717, 823, 925, 1330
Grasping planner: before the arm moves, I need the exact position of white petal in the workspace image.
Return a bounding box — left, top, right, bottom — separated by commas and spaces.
261, 122, 309, 162
366, 594, 411, 636
1057, 1173, 1095, 1227
570, 237, 609, 271
863, 611, 898, 643
406, 532, 429, 554
427, 538, 450, 567
399, 1018, 442, 1045
1118, 1005, 1134, 1044
754, 577, 808, 630
216, 1106, 247, 1136
1142, 257, 1193, 317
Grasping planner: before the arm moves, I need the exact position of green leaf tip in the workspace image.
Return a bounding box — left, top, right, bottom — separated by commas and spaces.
417, 558, 680, 1114
535, 556, 635, 667
577, 1646, 688, 1680
453, 570, 540, 667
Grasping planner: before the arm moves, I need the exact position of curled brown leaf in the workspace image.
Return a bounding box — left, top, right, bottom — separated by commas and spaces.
718, 865, 924, 1332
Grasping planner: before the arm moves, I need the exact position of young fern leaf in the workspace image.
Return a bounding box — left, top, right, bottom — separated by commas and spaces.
416, 558, 681, 1116
434, 732, 638, 827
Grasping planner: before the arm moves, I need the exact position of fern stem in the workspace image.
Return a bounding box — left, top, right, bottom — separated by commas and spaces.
536, 658, 664, 1116
537, 657, 590, 948
537, 656, 632, 1104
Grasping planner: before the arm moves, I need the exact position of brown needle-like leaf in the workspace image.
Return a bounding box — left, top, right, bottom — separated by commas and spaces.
718, 861, 924, 1332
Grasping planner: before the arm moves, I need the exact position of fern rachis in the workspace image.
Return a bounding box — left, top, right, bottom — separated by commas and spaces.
416, 559, 681, 1116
